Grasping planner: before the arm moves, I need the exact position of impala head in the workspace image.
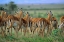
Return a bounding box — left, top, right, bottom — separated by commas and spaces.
47, 11, 53, 21
19, 8, 24, 14
1, 11, 4, 16
4, 12, 8, 18
1, 11, 7, 18
18, 10, 23, 14
16, 10, 23, 18
47, 11, 53, 16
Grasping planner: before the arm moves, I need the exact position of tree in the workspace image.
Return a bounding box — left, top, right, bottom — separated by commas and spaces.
0, 7, 4, 10
8, 1, 17, 14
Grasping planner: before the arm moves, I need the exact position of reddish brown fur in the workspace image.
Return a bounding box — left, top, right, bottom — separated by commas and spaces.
40, 18, 50, 36
0, 15, 7, 37
60, 16, 64, 24
51, 17, 58, 29
30, 17, 50, 36
6, 15, 22, 37
21, 12, 31, 35
0, 11, 8, 37
6, 10, 24, 37
60, 16, 64, 32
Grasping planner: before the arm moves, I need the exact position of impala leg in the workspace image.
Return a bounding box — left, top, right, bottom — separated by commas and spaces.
24, 28, 26, 36
7, 28, 10, 36
47, 25, 50, 36
3, 26, 7, 36
7, 25, 12, 36
15, 28, 18, 37
42, 29, 44, 37
5, 26, 7, 36
1, 27, 4, 37
49, 25, 51, 34
42, 21, 45, 37
21, 28, 22, 33
10, 28, 12, 36
33, 22, 36, 34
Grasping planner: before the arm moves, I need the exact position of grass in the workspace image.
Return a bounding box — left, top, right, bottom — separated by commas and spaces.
17, 4, 64, 10
24, 9, 64, 23
0, 28, 64, 42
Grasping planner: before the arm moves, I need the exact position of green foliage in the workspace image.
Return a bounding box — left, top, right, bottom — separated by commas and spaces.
8, 1, 17, 14
0, 35, 18, 42
8, 1, 17, 11
0, 7, 4, 10
51, 29, 59, 36
50, 29, 64, 42
0, 28, 64, 42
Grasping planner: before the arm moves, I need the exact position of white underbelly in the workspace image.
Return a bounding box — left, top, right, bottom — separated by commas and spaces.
13, 21, 18, 27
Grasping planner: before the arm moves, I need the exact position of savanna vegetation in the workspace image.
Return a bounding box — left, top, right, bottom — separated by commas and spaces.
0, 1, 64, 42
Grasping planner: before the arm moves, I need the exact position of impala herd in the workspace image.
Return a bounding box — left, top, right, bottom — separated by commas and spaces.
0, 10, 64, 37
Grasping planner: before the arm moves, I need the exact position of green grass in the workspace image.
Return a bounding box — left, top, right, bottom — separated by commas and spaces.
17, 4, 64, 10
24, 10, 64, 21
0, 29, 64, 42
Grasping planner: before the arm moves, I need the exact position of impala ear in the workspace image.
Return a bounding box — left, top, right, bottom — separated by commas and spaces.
27, 12, 30, 16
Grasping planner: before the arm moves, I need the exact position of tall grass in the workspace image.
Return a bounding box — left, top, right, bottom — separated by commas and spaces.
0, 28, 64, 42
